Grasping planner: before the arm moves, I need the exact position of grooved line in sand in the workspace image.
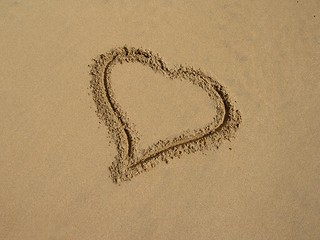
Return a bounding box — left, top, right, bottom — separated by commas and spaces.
89, 46, 242, 183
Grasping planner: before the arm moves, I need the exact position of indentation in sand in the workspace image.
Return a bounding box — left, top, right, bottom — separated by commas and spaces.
89, 46, 242, 183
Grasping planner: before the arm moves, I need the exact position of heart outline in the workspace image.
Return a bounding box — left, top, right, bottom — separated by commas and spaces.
90, 46, 242, 183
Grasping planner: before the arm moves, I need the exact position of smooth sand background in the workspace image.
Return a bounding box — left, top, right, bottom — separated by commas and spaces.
1, 1, 319, 239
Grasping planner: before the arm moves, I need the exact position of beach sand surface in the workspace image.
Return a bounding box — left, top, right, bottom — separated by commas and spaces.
0, 1, 319, 239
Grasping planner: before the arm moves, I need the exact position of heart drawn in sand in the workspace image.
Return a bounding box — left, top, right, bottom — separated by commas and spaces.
89, 46, 242, 183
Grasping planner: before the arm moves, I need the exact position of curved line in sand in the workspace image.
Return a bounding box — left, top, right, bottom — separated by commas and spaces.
103, 58, 226, 167
103, 55, 134, 158
90, 47, 242, 183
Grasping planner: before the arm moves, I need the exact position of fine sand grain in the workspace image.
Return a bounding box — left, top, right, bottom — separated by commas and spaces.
90, 47, 242, 183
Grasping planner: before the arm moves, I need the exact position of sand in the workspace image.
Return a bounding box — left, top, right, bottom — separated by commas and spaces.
1, 0, 319, 239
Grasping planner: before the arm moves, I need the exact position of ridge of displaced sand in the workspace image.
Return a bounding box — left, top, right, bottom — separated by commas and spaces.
89, 46, 242, 183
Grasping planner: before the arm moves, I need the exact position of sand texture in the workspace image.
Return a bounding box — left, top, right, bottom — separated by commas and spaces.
1, 1, 319, 240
